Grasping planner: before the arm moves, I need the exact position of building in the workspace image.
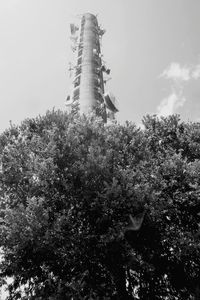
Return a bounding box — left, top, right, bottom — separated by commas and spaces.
66, 13, 118, 121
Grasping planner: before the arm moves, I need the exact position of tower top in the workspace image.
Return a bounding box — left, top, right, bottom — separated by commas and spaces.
83, 12, 96, 18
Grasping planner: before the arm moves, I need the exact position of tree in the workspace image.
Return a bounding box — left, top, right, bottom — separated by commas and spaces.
0, 111, 200, 299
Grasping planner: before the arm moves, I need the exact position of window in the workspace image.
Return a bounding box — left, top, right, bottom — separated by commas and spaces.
75, 66, 82, 76
74, 76, 81, 88
78, 49, 83, 57
77, 56, 82, 66
73, 87, 80, 101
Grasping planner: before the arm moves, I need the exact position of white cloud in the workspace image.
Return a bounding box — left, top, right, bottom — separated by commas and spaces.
161, 62, 200, 82
192, 64, 200, 79
157, 91, 186, 117
158, 61, 200, 116
160, 62, 190, 81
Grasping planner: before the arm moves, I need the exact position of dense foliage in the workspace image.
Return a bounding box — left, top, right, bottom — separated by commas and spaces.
0, 111, 200, 299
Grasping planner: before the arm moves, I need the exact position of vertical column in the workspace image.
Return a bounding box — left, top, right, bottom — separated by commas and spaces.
73, 13, 106, 119
79, 13, 97, 113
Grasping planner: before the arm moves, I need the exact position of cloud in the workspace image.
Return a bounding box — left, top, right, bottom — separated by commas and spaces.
160, 62, 190, 81
192, 64, 200, 79
157, 91, 186, 117
157, 61, 200, 117
161, 62, 200, 81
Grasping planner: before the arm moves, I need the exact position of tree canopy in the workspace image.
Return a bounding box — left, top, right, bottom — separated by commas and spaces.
0, 111, 200, 299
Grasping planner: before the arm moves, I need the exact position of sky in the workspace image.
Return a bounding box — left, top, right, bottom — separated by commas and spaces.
0, 0, 200, 132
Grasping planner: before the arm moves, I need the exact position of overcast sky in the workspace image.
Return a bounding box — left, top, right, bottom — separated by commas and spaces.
0, 0, 200, 132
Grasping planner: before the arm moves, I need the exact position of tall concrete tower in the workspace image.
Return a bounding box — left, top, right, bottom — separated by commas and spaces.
66, 13, 119, 121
